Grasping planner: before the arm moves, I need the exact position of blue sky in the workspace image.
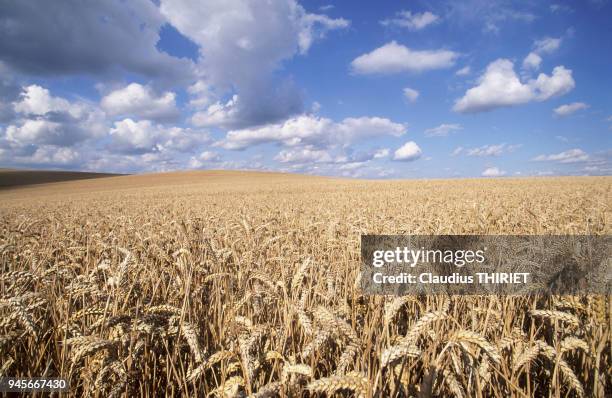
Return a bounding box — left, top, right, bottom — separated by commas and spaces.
0, 0, 610, 178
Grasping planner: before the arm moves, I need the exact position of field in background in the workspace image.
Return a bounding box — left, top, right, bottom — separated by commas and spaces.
0, 169, 121, 189
0, 171, 610, 397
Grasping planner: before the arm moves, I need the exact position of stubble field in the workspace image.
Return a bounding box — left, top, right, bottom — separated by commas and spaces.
0, 170, 610, 397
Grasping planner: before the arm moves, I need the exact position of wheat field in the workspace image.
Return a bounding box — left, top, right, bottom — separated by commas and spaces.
0, 171, 610, 397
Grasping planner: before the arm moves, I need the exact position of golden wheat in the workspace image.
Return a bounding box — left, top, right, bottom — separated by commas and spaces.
0, 172, 609, 396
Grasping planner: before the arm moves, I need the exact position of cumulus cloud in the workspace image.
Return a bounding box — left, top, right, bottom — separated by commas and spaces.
6, 120, 69, 147
101, 83, 179, 121
216, 114, 406, 150
0, 83, 218, 171
453, 59, 575, 113
108, 118, 210, 154
482, 167, 506, 177
191, 95, 240, 128
521, 37, 562, 73
1, 144, 82, 168
381, 10, 440, 30
393, 141, 422, 161
297, 13, 350, 54
455, 66, 471, 76
109, 119, 162, 153
0, 1, 193, 83
83, 150, 189, 174
553, 102, 589, 117
532, 148, 589, 163
189, 150, 221, 168
275, 148, 333, 163
25, 146, 80, 166
522, 52, 542, 70
13, 85, 72, 115
199, 151, 221, 162
403, 87, 419, 103
350, 41, 458, 74
373, 148, 390, 159
160, 0, 349, 129
6, 85, 106, 147
424, 123, 462, 137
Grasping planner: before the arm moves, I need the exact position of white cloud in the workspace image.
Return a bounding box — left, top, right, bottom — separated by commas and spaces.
26, 146, 80, 165
188, 151, 221, 168
351, 41, 458, 74
381, 10, 440, 30
393, 141, 422, 161
187, 80, 215, 109
534, 37, 562, 54
217, 114, 406, 150
160, 0, 349, 129
403, 87, 419, 103
101, 83, 178, 120
109, 118, 210, 154
453, 59, 575, 113
451, 146, 464, 156
275, 148, 332, 163
6, 119, 65, 146
199, 151, 221, 162
522, 52, 542, 70
482, 167, 506, 177
83, 150, 187, 174
424, 123, 462, 137
553, 102, 589, 117
191, 95, 240, 128
188, 158, 203, 169
280, 159, 389, 179
109, 119, 160, 153
455, 66, 471, 76
13, 85, 71, 115
532, 148, 589, 163
466, 143, 521, 156
468, 144, 505, 156
339, 161, 367, 171
297, 13, 350, 54
3, 144, 82, 167
373, 148, 390, 159
7, 85, 106, 146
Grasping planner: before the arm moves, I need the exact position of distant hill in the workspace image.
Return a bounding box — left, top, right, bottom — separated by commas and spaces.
0, 169, 331, 197
0, 169, 122, 189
